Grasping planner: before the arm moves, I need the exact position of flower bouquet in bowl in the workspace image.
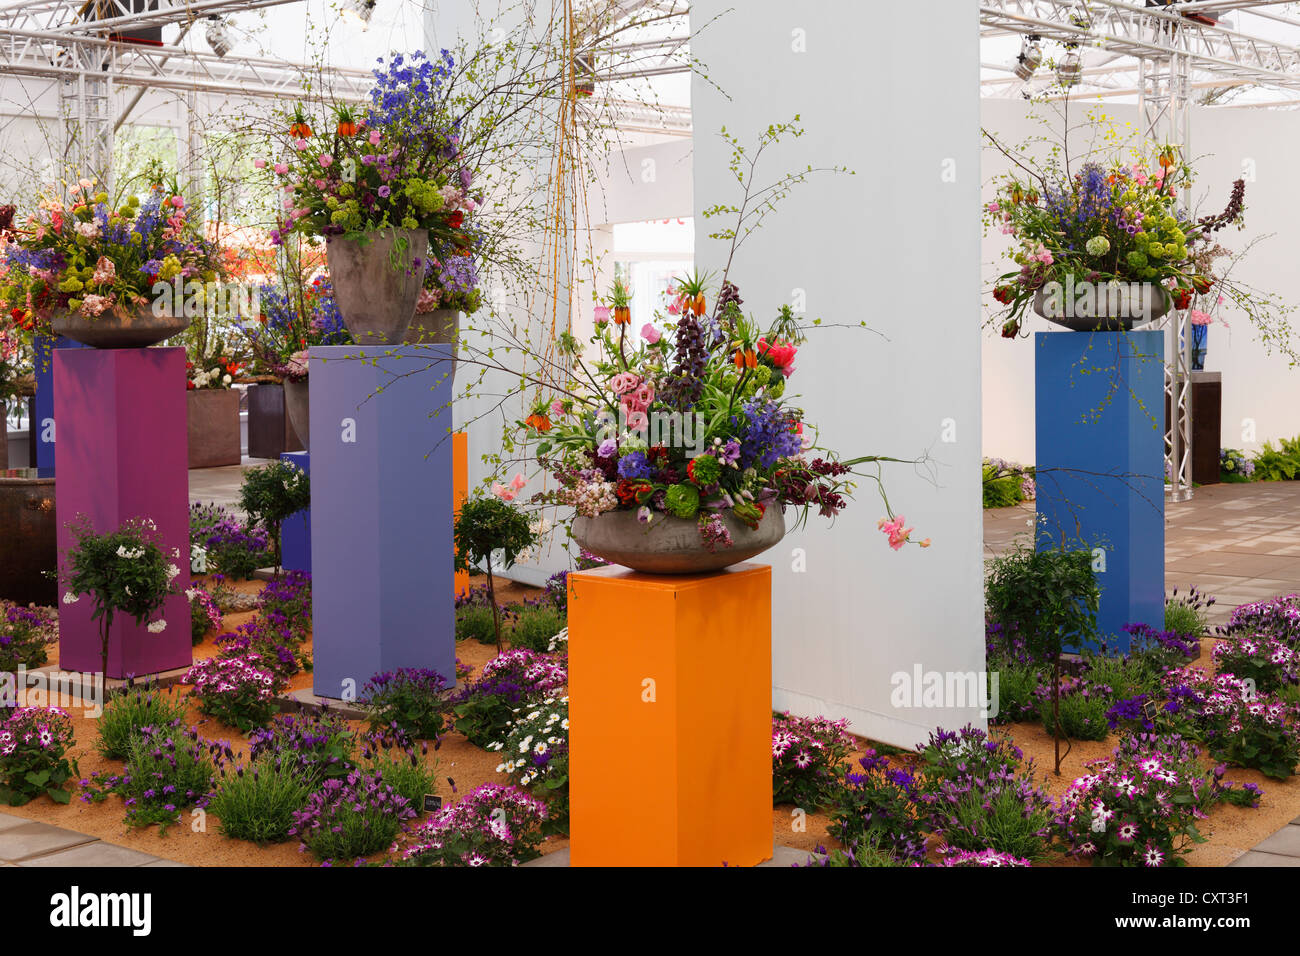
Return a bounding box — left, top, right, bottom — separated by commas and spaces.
517, 278, 921, 574
984, 134, 1249, 336
266, 51, 481, 345
0, 179, 221, 348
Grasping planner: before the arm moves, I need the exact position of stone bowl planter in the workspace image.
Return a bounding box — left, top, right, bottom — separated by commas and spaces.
326, 227, 427, 345
573, 506, 786, 574
52, 305, 190, 348
283, 377, 310, 452
187, 388, 241, 468
404, 307, 459, 379
0, 468, 57, 606
1032, 281, 1170, 332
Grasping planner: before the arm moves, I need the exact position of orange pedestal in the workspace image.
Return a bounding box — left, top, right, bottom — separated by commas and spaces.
569, 563, 772, 866
453, 432, 469, 598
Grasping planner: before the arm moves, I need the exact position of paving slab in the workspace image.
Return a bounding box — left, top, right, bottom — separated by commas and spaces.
17, 841, 160, 867
1227, 850, 1300, 868
0, 821, 98, 863
1250, 823, 1300, 858
140, 859, 189, 867
0, 812, 30, 834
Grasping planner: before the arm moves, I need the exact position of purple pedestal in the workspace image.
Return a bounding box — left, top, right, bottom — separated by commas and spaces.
279, 451, 311, 572
309, 345, 456, 698
55, 348, 192, 678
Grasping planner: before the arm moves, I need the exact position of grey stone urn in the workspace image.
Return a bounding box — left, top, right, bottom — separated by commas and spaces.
1032, 280, 1170, 331
325, 227, 427, 345
51, 305, 190, 349
404, 307, 459, 379
572, 505, 786, 574
283, 377, 310, 452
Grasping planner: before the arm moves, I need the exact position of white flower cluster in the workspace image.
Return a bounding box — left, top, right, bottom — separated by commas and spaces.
115, 545, 146, 560
490, 695, 569, 789
190, 365, 233, 389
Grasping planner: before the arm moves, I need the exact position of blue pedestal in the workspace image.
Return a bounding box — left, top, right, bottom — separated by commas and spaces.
32, 335, 90, 475
1035, 331, 1165, 652
309, 345, 456, 698
279, 451, 311, 572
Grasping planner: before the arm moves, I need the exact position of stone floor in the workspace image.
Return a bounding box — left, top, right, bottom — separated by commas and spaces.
188, 458, 274, 513
0, 811, 185, 867
984, 480, 1300, 627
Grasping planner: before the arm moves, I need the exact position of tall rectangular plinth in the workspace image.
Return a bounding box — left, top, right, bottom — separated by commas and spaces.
453, 432, 468, 598
33, 335, 89, 475
279, 451, 311, 572
569, 563, 772, 866
309, 345, 456, 698
1035, 331, 1165, 651
55, 347, 192, 677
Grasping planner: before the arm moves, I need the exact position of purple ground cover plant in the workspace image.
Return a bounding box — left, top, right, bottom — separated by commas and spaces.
1162, 667, 1300, 779
937, 847, 1032, 867
257, 571, 312, 642
248, 710, 356, 784
361, 667, 450, 741
1211, 633, 1299, 694
1222, 593, 1300, 645
827, 749, 927, 864
452, 649, 567, 747
0, 605, 54, 672
183, 653, 283, 732
289, 768, 416, 863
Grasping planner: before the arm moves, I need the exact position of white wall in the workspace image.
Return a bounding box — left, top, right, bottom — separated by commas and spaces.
693, 2, 987, 746
981, 99, 1300, 463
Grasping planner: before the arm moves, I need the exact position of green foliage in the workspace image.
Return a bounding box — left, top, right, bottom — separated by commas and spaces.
0, 708, 78, 806
988, 660, 1040, 724
982, 465, 1025, 509
985, 544, 1100, 660
208, 759, 312, 845
238, 461, 311, 568
509, 605, 566, 652
1041, 687, 1112, 741
362, 743, 437, 811
1164, 601, 1205, 641
362, 669, 448, 742
1252, 437, 1300, 482
456, 605, 498, 644
96, 684, 188, 761
454, 496, 537, 574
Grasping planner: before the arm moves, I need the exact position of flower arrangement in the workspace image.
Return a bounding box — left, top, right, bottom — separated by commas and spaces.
416, 250, 482, 316
360, 667, 450, 741
0, 604, 54, 673
82, 721, 228, 833
288, 769, 416, 862
522, 277, 911, 553
452, 649, 567, 747
984, 128, 1254, 336
0, 180, 220, 330
183, 653, 283, 732
0, 706, 77, 806
61, 515, 183, 680
488, 695, 569, 835
771, 711, 854, 809
187, 585, 223, 645
1055, 732, 1215, 867
186, 356, 242, 390
267, 50, 477, 251
400, 783, 548, 867
245, 276, 350, 382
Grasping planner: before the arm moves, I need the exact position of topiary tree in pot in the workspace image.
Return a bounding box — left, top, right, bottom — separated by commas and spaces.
454, 494, 537, 655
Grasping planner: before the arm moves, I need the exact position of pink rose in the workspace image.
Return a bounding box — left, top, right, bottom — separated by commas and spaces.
369, 129, 382, 145
254, 159, 267, 169
757, 337, 798, 377
609, 372, 640, 395
491, 482, 516, 502
594, 305, 610, 325
319, 154, 333, 168
625, 411, 648, 431
273, 163, 288, 175
550, 398, 564, 418
641, 322, 661, 344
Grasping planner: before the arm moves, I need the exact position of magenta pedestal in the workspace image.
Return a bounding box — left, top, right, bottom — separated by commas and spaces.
55, 348, 192, 678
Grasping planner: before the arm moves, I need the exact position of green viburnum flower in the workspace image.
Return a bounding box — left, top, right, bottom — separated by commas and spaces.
1085, 235, 1110, 257
58, 277, 84, 293
665, 483, 700, 519
689, 454, 722, 486
1125, 250, 1149, 271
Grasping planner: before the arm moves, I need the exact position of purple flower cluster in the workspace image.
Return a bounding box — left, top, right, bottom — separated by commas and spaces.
734, 399, 802, 470
772, 711, 854, 808
248, 710, 355, 784
289, 769, 416, 863
1223, 593, 1300, 644
401, 783, 548, 867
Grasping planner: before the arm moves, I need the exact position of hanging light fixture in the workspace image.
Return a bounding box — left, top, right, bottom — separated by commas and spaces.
1012, 35, 1042, 82
341, 0, 377, 28
205, 16, 232, 58
1056, 48, 1082, 87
